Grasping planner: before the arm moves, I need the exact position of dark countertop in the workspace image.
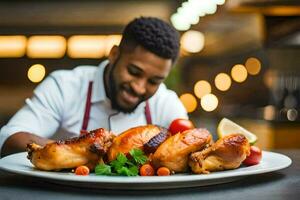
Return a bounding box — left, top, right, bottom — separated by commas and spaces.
0, 149, 299, 200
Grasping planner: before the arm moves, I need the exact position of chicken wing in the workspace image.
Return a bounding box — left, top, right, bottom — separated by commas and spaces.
151, 128, 212, 173
107, 125, 168, 162
189, 134, 250, 174
27, 128, 114, 171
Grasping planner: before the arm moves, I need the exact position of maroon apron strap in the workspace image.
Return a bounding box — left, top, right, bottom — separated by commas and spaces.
81, 81, 93, 132
145, 100, 152, 124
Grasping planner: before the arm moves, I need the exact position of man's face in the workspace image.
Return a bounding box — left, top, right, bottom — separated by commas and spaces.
106, 45, 173, 113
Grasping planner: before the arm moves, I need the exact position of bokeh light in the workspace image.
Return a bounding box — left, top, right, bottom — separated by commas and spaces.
287, 109, 298, 121
245, 57, 261, 75
201, 94, 218, 112
179, 93, 198, 113
181, 30, 205, 53
0, 35, 27, 57
214, 73, 231, 91
194, 80, 211, 99
202, 1, 217, 14
213, 0, 226, 5
104, 35, 122, 56
27, 64, 46, 83
170, 13, 191, 31
177, 4, 200, 25
231, 64, 248, 83
263, 69, 277, 88
68, 35, 106, 58
263, 105, 276, 121
27, 36, 66, 58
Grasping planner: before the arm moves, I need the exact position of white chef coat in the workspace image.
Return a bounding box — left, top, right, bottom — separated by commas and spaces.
0, 60, 188, 154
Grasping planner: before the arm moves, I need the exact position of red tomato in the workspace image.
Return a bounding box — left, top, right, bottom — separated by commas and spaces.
243, 146, 262, 166
75, 165, 90, 176
169, 119, 195, 135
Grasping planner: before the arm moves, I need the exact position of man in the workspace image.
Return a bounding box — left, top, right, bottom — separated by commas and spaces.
0, 17, 188, 157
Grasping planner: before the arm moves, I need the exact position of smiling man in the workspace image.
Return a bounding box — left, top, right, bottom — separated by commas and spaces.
0, 17, 188, 157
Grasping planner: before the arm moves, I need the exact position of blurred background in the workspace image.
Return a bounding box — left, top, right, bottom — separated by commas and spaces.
0, 0, 299, 150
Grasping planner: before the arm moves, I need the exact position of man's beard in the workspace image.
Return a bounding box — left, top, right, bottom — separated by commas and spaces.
107, 60, 145, 113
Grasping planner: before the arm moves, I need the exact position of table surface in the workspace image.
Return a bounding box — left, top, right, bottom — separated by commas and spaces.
0, 149, 299, 200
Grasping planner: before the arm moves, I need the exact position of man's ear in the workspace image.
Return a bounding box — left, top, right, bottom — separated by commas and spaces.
108, 45, 120, 63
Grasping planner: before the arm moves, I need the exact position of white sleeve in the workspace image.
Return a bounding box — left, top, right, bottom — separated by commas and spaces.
0, 72, 64, 153
151, 85, 188, 128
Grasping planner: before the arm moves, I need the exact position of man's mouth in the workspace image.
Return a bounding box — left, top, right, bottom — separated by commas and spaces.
121, 89, 139, 105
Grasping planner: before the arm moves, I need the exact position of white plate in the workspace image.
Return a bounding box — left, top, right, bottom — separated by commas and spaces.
0, 151, 292, 190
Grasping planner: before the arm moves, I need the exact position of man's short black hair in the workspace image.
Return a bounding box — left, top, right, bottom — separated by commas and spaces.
119, 17, 180, 62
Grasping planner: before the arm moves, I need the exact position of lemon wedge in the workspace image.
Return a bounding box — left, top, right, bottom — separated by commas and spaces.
217, 118, 257, 145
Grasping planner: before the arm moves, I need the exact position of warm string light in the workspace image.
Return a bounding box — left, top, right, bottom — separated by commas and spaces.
245, 57, 261, 75
0, 36, 27, 57
201, 94, 218, 112
104, 35, 122, 56
171, 0, 226, 31
231, 64, 248, 83
27, 64, 46, 83
179, 93, 198, 113
194, 80, 211, 99
186, 57, 262, 112
68, 35, 107, 58
181, 30, 205, 53
27, 36, 66, 58
0, 35, 122, 59
215, 73, 231, 91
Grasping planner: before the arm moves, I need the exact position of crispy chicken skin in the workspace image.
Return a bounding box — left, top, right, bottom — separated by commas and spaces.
151, 128, 213, 173
189, 134, 250, 174
107, 125, 165, 162
27, 128, 114, 171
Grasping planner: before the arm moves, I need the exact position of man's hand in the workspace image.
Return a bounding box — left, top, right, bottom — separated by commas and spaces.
1, 132, 54, 157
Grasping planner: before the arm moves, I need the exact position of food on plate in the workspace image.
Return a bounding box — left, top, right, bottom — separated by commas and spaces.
27, 128, 114, 171
217, 118, 257, 145
26, 118, 262, 176
107, 125, 169, 161
189, 134, 250, 174
169, 118, 195, 135
75, 165, 90, 176
140, 164, 155, 176
156, 166, 171, 176
243, 145, 262, 166
151, 128, 212, 172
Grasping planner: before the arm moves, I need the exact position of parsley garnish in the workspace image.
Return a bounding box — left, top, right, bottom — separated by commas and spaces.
95, 164, 111, 175
95, 148, 147, 176
129, 149, 148, 165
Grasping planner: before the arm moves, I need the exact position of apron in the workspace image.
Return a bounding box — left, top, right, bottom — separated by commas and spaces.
81, 81, 152, 133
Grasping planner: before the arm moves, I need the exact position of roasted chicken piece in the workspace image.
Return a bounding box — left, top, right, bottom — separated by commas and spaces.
143, 128, 171, 154
107, 125, 169, 162
151, 128, 213, 173
27, 128, 114, 171
189, 134, 250, 174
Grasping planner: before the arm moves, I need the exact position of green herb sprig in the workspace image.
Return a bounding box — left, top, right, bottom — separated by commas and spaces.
95, 148, 148, 176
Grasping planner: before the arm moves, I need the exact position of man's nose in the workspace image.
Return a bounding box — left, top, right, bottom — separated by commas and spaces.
131, 78, 146, 96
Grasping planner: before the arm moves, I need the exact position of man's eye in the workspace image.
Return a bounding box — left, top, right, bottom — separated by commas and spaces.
128, 68, 140, 76
148, 79, 160, 85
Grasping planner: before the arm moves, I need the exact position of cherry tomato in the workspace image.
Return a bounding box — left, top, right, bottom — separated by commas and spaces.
140, 164, 155, 176
243, 146, 262, 166
169, 119, 195, 135
75, 165, 90, 176
156, 167, 171, 176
